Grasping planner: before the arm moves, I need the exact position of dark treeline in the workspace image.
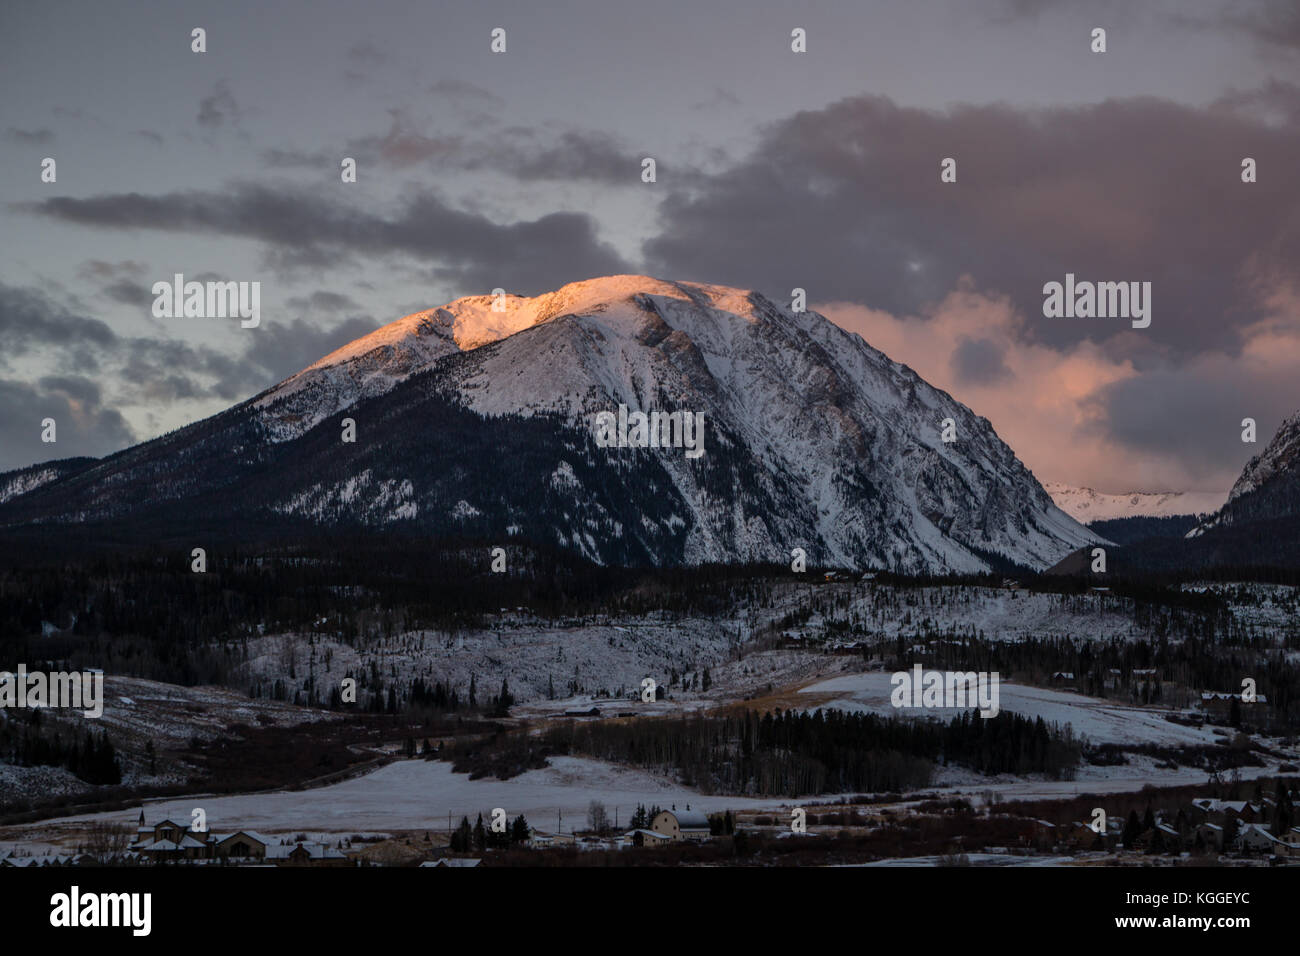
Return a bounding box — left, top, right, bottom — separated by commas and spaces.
448, 812, 531, 851
0, 537, 790, 688
0, 711, 121, 785
1086, 514, 1202, 546
526, 709, 1082, 797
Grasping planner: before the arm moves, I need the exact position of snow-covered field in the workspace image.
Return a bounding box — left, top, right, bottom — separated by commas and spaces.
33, 756, 790, 837
844, 852, 1081, 867
797, 672, 1224, 747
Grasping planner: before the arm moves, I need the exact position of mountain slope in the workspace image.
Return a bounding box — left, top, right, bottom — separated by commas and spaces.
1191, 410, 1300, 537
0, 275, 1101, 573
0, 457, 98, 505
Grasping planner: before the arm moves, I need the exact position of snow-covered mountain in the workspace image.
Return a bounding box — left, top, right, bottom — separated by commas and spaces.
0, 275, 1101, 573
1190, 410, 1300, 537
1044, 482, 1226, 523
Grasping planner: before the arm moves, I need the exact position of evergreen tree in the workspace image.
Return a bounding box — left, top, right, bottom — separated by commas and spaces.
450, 816, 473, 852
1122, 810, 1142, 848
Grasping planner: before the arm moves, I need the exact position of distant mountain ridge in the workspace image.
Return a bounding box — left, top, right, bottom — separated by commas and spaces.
1044, 482, 1226, 523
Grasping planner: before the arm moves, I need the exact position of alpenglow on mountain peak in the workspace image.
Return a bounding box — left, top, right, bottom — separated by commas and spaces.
1, 274, 1101, 574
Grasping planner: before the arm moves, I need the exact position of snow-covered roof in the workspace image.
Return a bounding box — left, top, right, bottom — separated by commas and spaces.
656, 810, 710, 829
627, 828, 670, 838
265, 842, 346, 860
1191, 799, 1251, 813
138, 839, 184, 852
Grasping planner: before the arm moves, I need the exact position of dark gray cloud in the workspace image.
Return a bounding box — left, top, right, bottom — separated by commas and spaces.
950, 336, 1013, 386
344, 39, 385, 81
4, 127, 54, 145
472, 128, 644, 184
644, 91, 1300, 361
77, 260, 151, 308
197, 80, 242, 129
428, 78, 503, 105
243, 315, 380, 383
77, 259, 147, 281
266, 112, 651, 185
348, 40, 383, 66
1088, 362, 1294, 484
691, 88, 742, 112
0, 283, 118, 365
262, 147, 332, 168
0, 280, 385, 469
284, 290, 365, 314
1212, 0, 1300, 53
102, 280, 152, 307
0, 377, 135, 472
22, 182, 633, 293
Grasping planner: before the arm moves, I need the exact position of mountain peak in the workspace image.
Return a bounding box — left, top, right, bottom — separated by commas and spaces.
256, 275, 778, 437
3, 274, 1101, 574
1227, 409, 1300, 502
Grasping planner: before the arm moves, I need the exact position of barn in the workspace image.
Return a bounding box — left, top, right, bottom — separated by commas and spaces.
650, 809, 712, 841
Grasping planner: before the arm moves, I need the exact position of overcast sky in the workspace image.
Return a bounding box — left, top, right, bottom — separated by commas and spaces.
3, 0, 1299, 493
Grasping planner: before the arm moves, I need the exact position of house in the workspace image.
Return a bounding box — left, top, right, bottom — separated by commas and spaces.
626, 829, 672, 847
1, 854, 88, 867
1024, 819, 1057, 849
213, 831, 270, 860
128, 816, 191, 850
265, 841, 350, 866
421, 858, 481, 867
1195, 822, 1224, 851
129, 813, 210, 861
1050, 672, 1075, 686
1153, 823, 1183, 853
1067, 820, 1117, 850
134, 834, 209, 862
650, 809, 712, 841
1232, 824, 1300, 856
1188, 799, 1258, 824
527, 830, 575, 847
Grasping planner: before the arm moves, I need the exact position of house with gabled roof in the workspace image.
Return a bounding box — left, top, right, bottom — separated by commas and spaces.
212, 830, 270, 860
1233, 823, 1298, 856
626, 828, 672, 847
265, 841, 350, 866
421, 858, 481, 867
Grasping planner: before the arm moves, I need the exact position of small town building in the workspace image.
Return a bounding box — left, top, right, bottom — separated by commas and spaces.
650, 809, 712, 841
